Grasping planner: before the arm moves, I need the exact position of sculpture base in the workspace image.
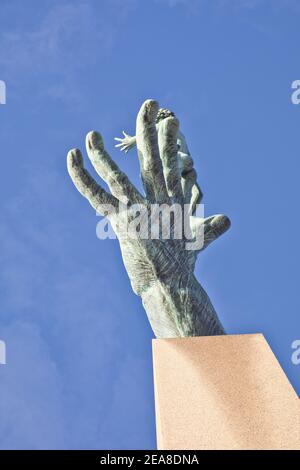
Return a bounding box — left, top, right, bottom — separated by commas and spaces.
152, 334, 300, 450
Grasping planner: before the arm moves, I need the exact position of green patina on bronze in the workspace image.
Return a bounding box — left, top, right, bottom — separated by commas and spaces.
67, 100, 230, 338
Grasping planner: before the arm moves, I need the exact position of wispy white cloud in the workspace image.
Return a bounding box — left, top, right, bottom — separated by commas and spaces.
0, 151, 153, 448
0, 0, 137, 107
158, 0, 260, 10
158, 0, 300, 13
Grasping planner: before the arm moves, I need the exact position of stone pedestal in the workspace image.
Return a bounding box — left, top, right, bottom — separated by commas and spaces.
152, 334, 300, 450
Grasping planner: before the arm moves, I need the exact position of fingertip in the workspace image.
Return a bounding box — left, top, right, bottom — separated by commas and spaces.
138, 99, 159, 124
143, 98, 158, 107
213, 214, 231, 234
86, 130, 104, 151
161, 116, 179, 134
223, 215, 231, 231
67, 148, 82, 167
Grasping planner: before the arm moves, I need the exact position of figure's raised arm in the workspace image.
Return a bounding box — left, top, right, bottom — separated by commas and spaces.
114, 131, 136, 153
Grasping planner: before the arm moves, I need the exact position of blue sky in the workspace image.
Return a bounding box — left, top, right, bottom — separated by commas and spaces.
0, 0, 299, 449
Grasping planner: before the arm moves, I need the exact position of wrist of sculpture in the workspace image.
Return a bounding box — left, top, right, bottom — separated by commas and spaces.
141, 274, 225, 338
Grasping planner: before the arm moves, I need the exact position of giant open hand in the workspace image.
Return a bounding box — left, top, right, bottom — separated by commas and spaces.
67, 99, 230, 338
